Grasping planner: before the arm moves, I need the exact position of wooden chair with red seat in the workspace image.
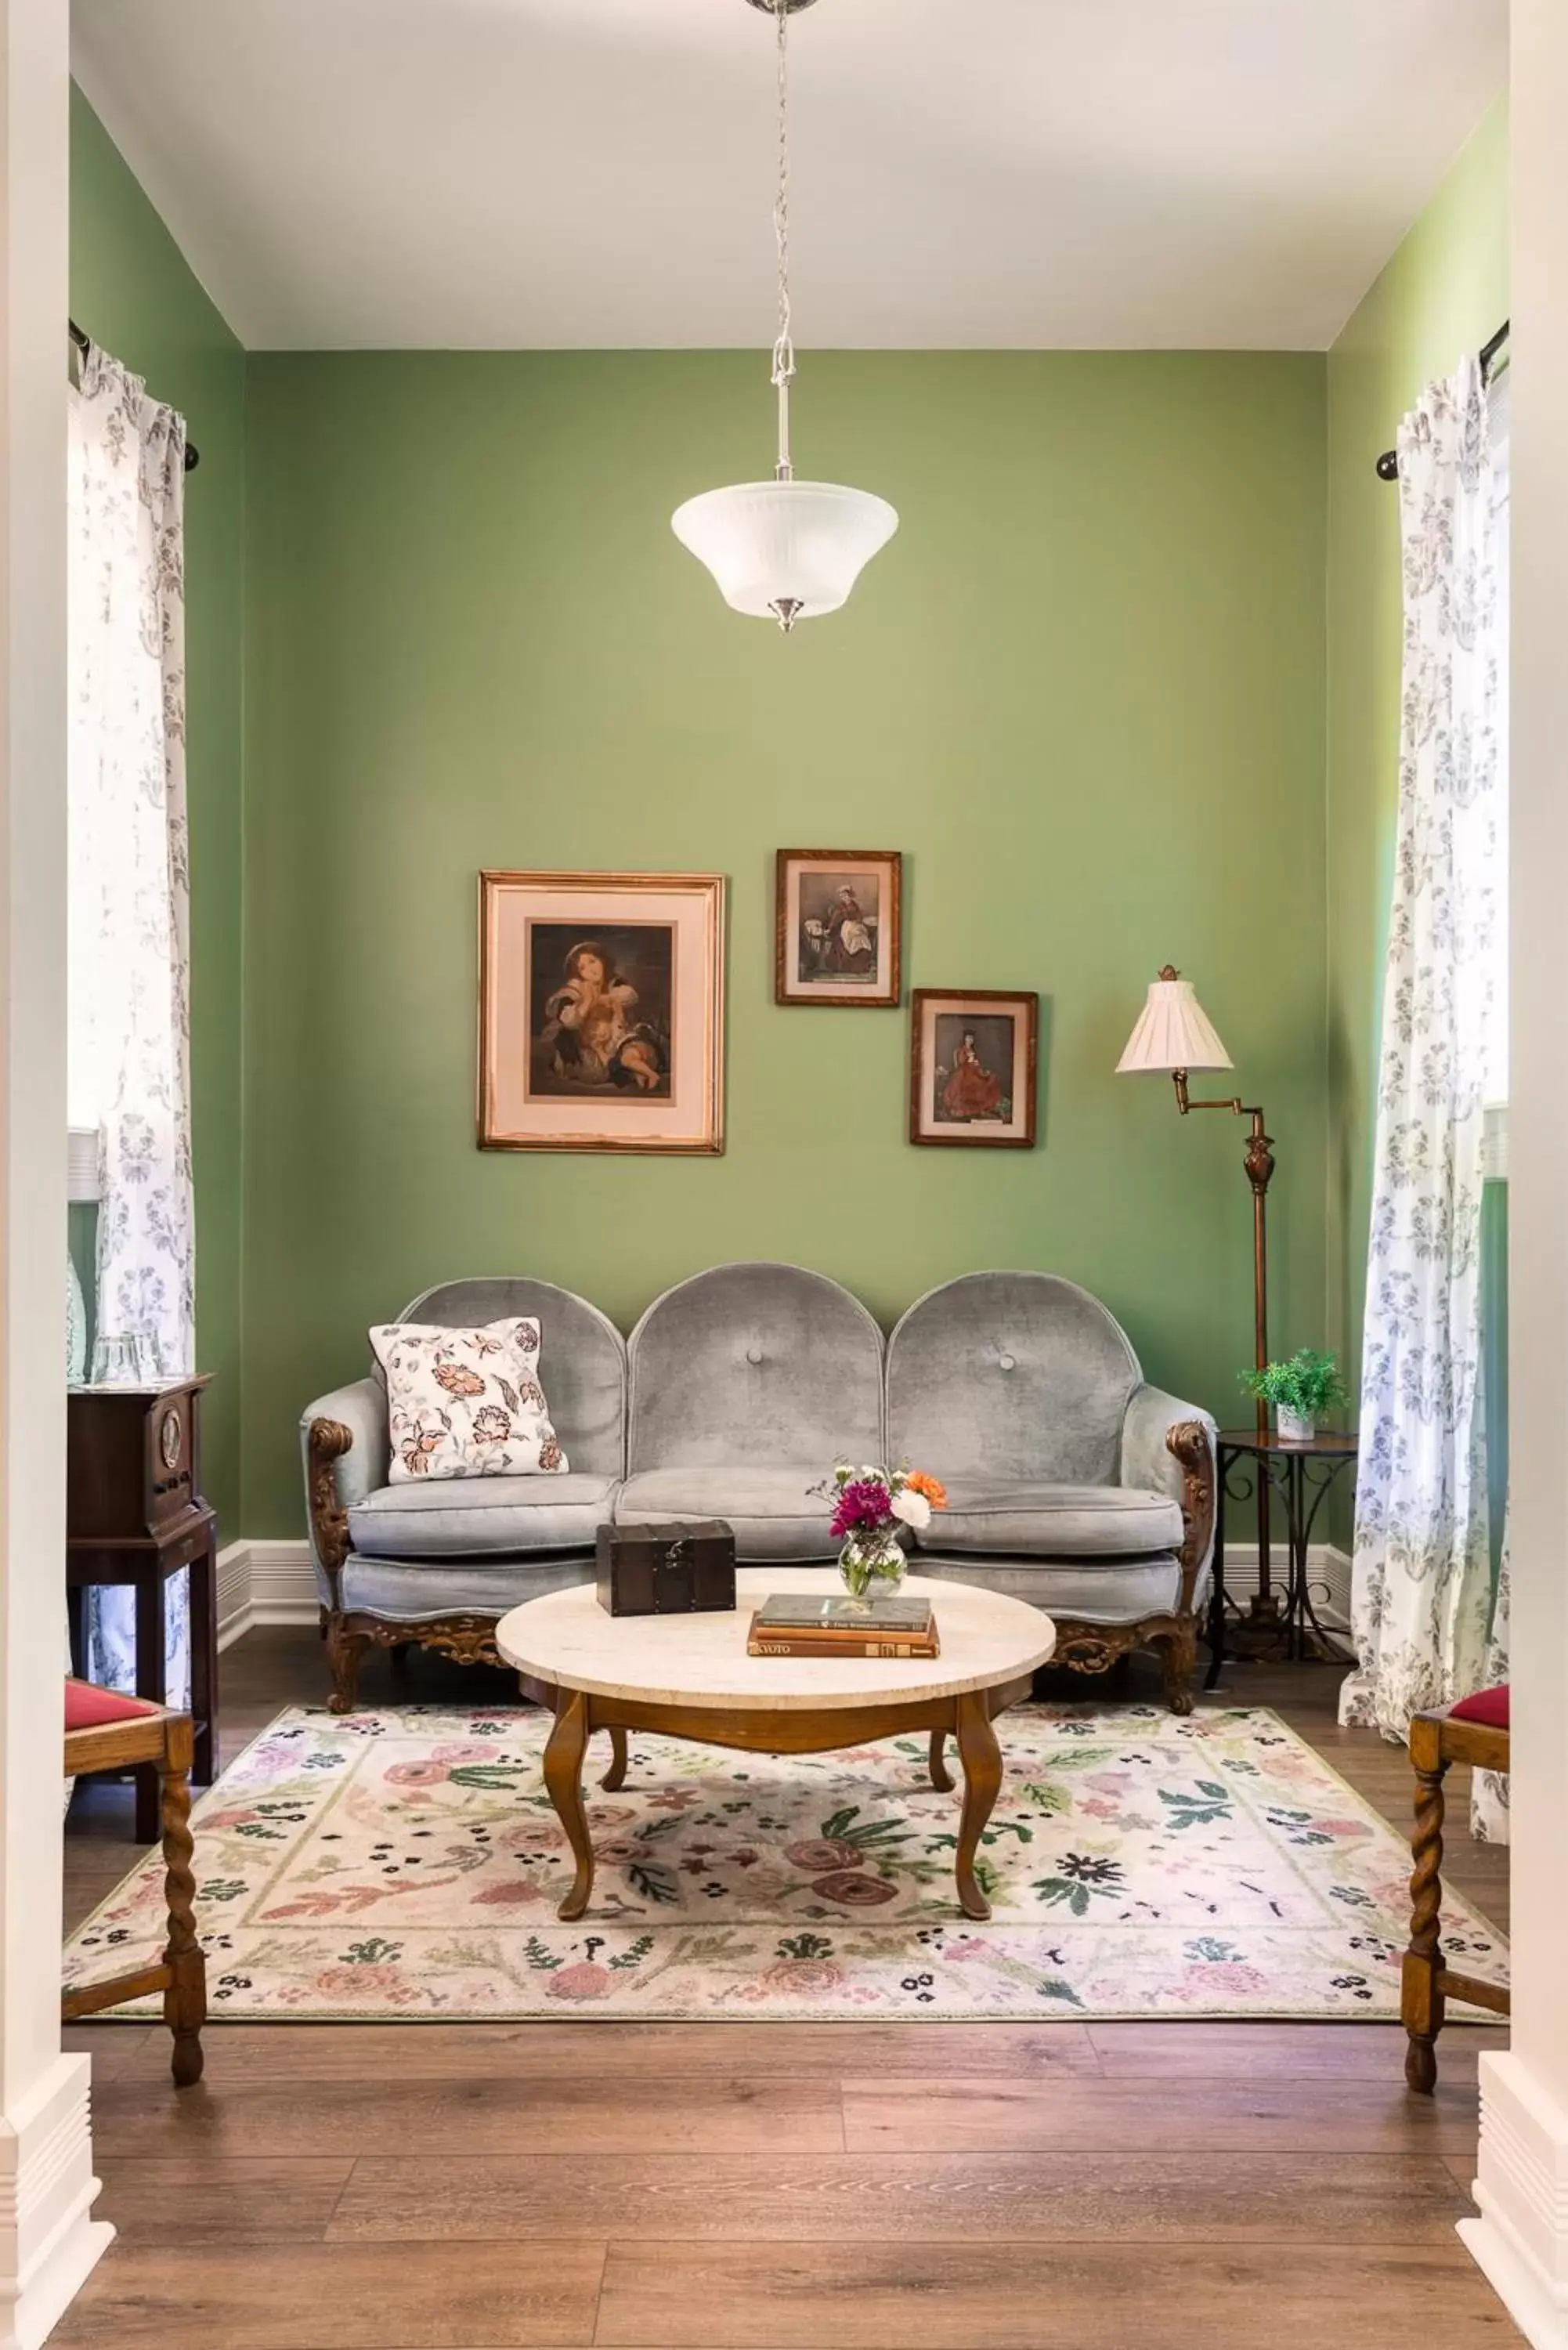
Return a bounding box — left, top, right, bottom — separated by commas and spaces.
61, 1679, 205, 2086
1403, 1683, 1510, 2092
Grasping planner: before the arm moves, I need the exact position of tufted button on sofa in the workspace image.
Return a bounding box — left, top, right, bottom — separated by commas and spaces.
615, 1263, 884, 1563
303, 1263, 1215, 1713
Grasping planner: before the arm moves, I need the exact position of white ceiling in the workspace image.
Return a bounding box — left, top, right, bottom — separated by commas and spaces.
71, 0, 1506, 352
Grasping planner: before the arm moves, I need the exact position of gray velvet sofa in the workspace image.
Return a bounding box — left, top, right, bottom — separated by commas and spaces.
304, 1263, 1215, 1713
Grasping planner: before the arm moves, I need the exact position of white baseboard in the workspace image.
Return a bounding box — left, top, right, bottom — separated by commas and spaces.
1458, 2052, 1568, 2346
215, 1538, 1356, 1640
215, 1540, 253, 1649
215, 1539, 321, 1649
0, 2055, 111, 2350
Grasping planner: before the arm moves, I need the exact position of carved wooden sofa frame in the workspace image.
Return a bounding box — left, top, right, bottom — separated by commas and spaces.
309, 1412, 1216, 1717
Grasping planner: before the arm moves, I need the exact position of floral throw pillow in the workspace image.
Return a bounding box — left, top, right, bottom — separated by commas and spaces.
369, 1318, 569, 1483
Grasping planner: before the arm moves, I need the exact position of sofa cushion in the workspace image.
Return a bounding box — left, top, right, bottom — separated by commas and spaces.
348, 1472, 617, 1560
912, 1553, 1203, 1625
341, 1555, 596, 1619
627, 1264, 883, 1473
615, 1468, 837, 1561
910, 1478, 1183, 1558
887, 1271, 1140, 1487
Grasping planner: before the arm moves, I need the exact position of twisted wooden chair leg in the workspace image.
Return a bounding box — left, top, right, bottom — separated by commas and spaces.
159, 1756, 205, 2088
1403, 1744, 1449, 2094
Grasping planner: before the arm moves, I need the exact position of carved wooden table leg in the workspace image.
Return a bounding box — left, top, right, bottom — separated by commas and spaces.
326, 1617, 370, 1716
953, 1690, 1003, 1921
1403, 1726, 1450, 2094
928, 1730, 954, 1792
544, 1688, 595, 1921
159, 1728, 205, 2087
601, 1723, 629, 1791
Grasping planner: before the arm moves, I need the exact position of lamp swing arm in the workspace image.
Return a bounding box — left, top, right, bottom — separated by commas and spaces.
1170, 1068, 1275, 1440
1169, 1071, 1275, 1195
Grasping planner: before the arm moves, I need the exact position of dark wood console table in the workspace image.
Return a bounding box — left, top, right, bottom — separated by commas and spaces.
66, 1376, 218, 1842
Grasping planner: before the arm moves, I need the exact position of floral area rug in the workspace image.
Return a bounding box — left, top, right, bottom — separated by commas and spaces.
62, 1702, 1507, 2022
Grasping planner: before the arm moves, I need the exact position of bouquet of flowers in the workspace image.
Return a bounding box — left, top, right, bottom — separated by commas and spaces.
815, 1461, 948, 1600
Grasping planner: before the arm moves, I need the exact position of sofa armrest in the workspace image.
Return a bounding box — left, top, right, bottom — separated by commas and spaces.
1119, 1384, 1217, 1614
300, 1377, 388, 1606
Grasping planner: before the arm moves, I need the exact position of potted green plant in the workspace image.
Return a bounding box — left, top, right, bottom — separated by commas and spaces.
1240, 1348, 1349, 1444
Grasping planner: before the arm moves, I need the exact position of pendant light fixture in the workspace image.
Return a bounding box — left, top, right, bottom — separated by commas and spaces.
671, 0, 898, 632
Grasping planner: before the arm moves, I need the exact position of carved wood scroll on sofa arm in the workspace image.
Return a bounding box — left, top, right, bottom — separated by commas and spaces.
1165, 1418, 1217, 1616
307, 1419, 353, 1593
1118, 1385, 1217, 1620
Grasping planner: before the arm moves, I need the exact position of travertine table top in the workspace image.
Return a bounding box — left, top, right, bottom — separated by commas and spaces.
495, 1568, 1057, 1712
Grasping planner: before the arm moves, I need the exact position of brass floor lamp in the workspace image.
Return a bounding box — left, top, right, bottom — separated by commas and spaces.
1117, 965, 1278, 1622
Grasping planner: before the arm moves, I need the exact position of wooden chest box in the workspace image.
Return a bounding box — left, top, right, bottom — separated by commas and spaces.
595, 1520, 736, 1617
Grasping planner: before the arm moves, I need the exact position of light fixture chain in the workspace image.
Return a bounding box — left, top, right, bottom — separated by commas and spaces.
771, 0, 795, 477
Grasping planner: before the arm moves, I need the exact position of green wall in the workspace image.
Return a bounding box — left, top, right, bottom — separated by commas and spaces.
68, 89, 247, 1531
1324, 102, 1508, 1386
76, 85, 1508, 1543
243, 349, 1328, 1533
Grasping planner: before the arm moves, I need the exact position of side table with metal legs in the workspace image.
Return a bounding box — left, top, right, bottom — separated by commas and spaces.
1205, 1429, 1359, 1688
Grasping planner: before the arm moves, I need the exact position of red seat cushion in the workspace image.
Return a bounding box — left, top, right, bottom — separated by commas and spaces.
1450, 1683, 1510, 1730
64, 1679, 162, 1733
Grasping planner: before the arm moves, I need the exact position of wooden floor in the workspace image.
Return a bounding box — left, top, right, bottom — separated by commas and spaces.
59, 1626, 1517, 2348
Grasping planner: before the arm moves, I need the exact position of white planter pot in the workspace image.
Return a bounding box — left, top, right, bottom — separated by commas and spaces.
1277, 1407, 1316, 1444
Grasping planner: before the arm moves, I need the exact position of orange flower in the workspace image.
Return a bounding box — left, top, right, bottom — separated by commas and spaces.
905, 1469, 947, 1511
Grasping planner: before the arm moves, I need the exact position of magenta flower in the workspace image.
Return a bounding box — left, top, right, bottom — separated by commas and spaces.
830, 1477, 893, 1538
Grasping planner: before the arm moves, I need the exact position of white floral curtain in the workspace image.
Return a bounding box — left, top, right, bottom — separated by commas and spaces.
67, 343, 193, 1704
1340, 354, 1504, 1756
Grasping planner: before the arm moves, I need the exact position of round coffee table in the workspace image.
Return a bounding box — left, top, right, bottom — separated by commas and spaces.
497, 1567, 1056, 1924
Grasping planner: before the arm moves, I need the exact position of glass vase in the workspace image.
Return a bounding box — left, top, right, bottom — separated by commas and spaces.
837, 1529, 906, 1607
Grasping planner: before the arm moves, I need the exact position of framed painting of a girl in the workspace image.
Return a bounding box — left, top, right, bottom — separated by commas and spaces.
479, 871, 724, 1153
909, 988, 1038, 1148
775, 849, 901, 1007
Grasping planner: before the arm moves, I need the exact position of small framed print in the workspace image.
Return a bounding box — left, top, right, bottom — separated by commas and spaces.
479, 870, 724, 1154
909, 988, 1038, 1148
775, 849, 901, 1007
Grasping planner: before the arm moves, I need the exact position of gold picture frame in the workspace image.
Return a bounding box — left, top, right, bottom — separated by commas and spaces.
479, 870, 725, 1154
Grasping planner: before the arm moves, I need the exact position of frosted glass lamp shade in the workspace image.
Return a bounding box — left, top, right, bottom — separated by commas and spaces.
671, 479, 898, 626
1116, 975, 1234, 1074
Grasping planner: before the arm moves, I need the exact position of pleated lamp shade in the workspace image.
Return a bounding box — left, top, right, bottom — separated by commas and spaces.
1115, 971, 1234, 1074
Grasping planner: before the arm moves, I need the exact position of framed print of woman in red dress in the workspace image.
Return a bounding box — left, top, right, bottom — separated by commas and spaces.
910, 989, 1039, 1148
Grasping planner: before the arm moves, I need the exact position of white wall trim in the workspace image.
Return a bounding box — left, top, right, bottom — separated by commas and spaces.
1458, 2052, 1568, 2348
0, 1, 108, 2337
216, 1537, 1355, 1636
215, 1539, 252, 1649
0, 2055, 111, 2350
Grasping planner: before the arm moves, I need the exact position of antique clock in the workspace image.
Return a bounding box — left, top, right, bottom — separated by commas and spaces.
67, 1374, 218, 1839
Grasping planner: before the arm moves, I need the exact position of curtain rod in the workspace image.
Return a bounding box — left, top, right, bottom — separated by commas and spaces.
69, 320, 201, 472
1375, 318, 1508, 481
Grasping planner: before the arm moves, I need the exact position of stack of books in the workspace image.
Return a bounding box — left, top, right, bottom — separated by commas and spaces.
747, 1593, 940, 1660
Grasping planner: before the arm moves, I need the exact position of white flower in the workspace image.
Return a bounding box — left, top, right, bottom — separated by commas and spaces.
890, 1488, 931, 1531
